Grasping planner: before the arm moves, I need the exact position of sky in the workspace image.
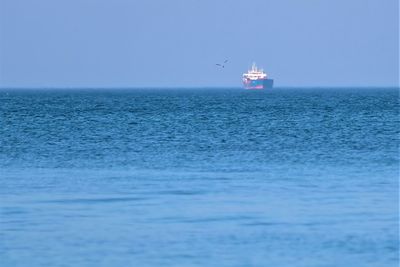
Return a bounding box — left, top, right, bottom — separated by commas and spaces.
0, 0, 398, 88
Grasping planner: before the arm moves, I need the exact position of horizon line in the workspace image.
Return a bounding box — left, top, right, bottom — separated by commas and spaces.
0, 86, 399, 90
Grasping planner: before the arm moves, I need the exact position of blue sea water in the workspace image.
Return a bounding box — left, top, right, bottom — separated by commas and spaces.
0, 88, 398, 267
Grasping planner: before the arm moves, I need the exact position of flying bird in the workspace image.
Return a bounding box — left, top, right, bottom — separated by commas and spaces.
216, 59, 229, 68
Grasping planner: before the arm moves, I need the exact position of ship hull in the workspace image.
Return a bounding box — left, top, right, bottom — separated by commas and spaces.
243, 78, 274, 90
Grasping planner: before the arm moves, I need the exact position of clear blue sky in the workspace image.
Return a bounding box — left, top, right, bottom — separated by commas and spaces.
0, 0, 398, 87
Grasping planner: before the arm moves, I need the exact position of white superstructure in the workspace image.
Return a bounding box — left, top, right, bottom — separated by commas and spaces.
242, 62, 268, 80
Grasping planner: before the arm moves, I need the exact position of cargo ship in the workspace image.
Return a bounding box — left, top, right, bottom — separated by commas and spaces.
242, 63, 273, 89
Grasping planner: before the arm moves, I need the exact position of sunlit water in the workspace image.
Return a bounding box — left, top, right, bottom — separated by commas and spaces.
0, 88, 398, 267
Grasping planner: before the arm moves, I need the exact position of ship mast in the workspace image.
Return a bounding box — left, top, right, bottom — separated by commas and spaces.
252, 62, 257, 72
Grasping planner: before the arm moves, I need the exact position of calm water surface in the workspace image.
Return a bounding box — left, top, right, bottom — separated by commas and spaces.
0, 88, 398, 267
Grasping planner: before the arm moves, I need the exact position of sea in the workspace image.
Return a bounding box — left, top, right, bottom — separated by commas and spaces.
0, 87, 398, 267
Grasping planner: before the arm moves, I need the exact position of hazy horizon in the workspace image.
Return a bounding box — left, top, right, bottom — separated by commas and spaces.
0, 0, 399, 88
1, 86, 400, 90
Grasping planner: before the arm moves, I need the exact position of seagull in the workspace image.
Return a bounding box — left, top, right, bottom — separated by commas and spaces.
216, 59, 228, 68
